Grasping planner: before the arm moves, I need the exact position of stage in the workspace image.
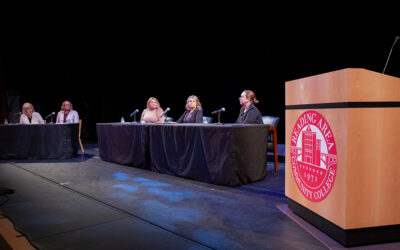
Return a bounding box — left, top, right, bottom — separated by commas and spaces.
0, 144, 399, 249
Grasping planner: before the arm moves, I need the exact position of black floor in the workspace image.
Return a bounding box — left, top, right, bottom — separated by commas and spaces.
0, 144, 353, 249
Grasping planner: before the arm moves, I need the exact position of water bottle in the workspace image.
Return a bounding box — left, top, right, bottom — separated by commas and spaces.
120, 117, 125, 123
4, 119, 8, 124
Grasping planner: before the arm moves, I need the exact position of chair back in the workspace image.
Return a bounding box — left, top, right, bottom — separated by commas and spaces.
262, 116, 280, 171
262, 116, 280, 128
202, 116, 213, 124
262, 116, 280, 148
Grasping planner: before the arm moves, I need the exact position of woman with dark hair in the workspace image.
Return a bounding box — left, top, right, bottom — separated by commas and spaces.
236, 90, 263, 124
176, 95, 203, 123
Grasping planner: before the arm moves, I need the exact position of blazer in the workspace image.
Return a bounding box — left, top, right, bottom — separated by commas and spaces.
176, 109, 203, 123
235, 104, 263, 124
56, 110, 79, 123
20, 112, 44, 124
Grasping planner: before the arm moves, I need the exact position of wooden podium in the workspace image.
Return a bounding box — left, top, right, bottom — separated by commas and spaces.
285, 68, 400, 246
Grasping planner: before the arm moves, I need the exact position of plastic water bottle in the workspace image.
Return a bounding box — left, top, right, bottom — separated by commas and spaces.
4, 119, 8, 124
120, 117, 125, 123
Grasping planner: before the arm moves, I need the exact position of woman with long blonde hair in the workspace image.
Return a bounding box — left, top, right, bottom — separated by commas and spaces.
140, 97, 165, 123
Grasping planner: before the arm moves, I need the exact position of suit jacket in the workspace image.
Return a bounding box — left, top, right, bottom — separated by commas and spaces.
176, 109, 203, 123
235, 104, 263, 124
20, 112, 44, 124
56, 110, 79, 123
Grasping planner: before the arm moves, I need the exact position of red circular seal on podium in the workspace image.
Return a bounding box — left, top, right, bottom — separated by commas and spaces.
290, 110, 337, 202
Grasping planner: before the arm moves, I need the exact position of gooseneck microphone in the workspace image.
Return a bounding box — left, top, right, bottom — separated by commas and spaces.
211, 107, 225, 114
383, 35, 400, 74
160, 107, 170, 118
45, 112, 56, 119
130, 109, 139, 117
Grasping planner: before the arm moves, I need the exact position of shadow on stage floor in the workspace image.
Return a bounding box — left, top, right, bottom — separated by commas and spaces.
0, 144, 399, 249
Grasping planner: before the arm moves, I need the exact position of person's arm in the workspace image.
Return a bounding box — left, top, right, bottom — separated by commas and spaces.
140, 109, 146, 122
20, 115, 26, 124
235, 107, 244, 124
176, 111, 186, 123
195, 109, 203, 123
235, 116, 241, 123
242, 109, 259, 124
37, 113, 45, 124
56, 112, 62, 123
73, 111, 79, 123
235, 115, 241, 124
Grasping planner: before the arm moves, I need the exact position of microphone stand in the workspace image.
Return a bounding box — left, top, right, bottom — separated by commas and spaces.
161, 109, 170, 122
162, 113, 170, 123
132, 113, 137, 123
383, 36, 399, 74
45, 113, 55, 124
217, 112, 221, 124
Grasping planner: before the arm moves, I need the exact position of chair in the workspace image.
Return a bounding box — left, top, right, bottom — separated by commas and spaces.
78, 119, 84, 153
202, 116, 213, 124
262, 116, 280, 172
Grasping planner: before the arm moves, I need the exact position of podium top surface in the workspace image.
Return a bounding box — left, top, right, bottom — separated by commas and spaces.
285, 68, 400, 106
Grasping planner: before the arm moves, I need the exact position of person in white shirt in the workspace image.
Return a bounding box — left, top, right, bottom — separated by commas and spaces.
20, 103, 45, 124
56, 100, 79, 124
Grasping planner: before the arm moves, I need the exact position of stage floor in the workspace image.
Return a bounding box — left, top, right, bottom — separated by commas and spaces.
0, 144, 398, 249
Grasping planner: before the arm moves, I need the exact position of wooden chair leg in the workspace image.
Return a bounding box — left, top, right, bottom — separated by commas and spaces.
269, 126, 278, 172
79, 138, 84, 153
78, 119, 84, 153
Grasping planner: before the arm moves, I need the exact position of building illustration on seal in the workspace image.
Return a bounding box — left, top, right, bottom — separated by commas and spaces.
291, 125, 337, 173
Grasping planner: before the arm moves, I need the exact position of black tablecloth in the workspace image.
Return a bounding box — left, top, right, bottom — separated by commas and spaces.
97, 123, 150, 169
97, 123, 268, 186
0, 124, 79, 160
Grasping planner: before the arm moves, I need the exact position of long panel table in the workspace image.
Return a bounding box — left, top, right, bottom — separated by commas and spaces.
97, 123, 268, 186
0, 123, 79, 160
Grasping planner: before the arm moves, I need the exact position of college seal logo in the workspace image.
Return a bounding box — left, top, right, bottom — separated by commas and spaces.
290, 110, 337, 202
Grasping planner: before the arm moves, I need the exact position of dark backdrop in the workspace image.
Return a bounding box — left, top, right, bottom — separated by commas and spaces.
2, 3, 400, 143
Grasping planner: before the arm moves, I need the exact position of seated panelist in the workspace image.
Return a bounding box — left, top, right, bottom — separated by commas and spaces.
56, 100, 79, 123
235, 90, 263, 124
140, 97, 165, 123
176, 95, 203, 123
20, 103, 44, 124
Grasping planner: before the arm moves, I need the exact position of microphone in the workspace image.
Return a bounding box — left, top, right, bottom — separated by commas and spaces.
211, 107, 225, 114
130, 109, 139, 117
45, 112, 56, 119
160, 107, 170, 118
383, 35, 400, 74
